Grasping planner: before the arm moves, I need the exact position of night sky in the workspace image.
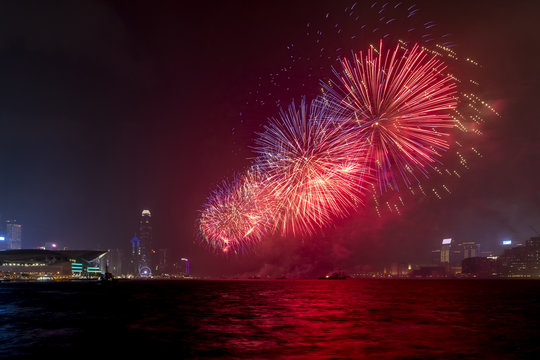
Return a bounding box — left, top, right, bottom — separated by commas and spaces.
0, 1, 538, 277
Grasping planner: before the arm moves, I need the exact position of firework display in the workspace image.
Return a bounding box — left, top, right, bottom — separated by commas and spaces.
254, 98, 370, 236
365, 43, 500, 217
198, 40, 459, 252
198, 169, 272, 253
197, 1, 498, 254
320, 40, 457, 191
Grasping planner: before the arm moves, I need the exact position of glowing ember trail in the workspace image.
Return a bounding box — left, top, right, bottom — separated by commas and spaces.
320, 40, 457, 192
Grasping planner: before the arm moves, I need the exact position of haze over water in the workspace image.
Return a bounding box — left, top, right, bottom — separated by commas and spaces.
1, 279, 539, 359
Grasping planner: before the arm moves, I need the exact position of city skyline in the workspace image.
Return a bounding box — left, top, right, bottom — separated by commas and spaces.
2, 206, 537, 278
0, 1, 539, 277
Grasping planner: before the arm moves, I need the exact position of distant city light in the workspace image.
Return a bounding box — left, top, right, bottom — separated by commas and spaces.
502, 240, 512, 245
442, 238, 452, 245
140, 267, 151, 276
0, 237, 5, 241
180, 258, 190, 274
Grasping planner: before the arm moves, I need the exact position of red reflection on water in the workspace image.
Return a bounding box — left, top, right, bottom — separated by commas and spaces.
191, 280, 540, 359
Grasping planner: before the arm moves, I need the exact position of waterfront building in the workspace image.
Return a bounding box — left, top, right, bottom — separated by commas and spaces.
409, 265, 447, 278
441, 238, 452, 264
498, 246, 528, 276
131, 235, 141, 260
500, 239, 513, 254
389, 263, 411, 277
139, 210, 153, 268
5, 220, 22, 250
495, 237, 540, 277
461, 242, 480, 260
526, 236, 540, 274
451, 249, 462, 269
461, 257, 497, 278
0, 249, 106, 279
129, 235, 141, 275
449, 241, 481, 272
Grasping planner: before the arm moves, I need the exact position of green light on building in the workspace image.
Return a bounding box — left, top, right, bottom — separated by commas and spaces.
72, 263, 83, 274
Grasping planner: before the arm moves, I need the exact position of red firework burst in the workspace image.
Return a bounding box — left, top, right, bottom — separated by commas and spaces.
254, 98, 371, 236
321, 40, 457, 192
198, 169, 272, 254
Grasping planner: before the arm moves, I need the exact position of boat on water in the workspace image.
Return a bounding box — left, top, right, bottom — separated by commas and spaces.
98, 272, 117, 283
318, 271, 348, 280
98, 265, 118, 283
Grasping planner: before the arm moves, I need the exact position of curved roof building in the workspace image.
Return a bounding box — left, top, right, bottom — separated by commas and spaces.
0, 249, 107, 279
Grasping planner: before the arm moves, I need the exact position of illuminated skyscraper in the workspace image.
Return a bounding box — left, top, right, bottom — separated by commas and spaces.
131, 236, 141, 258
139, 209, 152, 260
137, 210, 153, 276
139, 210, 152, 258
500, 239, 513, 254
461, 242, 480, 260
126, 210, 156, 277
526, 236, 540, 273
5, 220, 22, 250
129, 235, 141, 275
441, 238, 452, 264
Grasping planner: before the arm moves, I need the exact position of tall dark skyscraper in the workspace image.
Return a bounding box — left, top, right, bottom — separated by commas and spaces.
137, 210, 153, 276
127, 210, 155, 277
139, 209, 152, 256
440, 238, 452, 264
